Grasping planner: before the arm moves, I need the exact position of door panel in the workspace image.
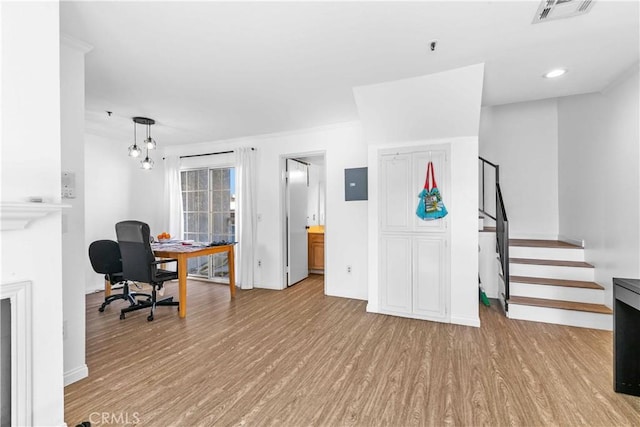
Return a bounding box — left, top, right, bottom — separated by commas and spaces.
380, 154, 411, 231
380, 236, 412, 313
287, 159, 309, 286
413, 236, 447, 319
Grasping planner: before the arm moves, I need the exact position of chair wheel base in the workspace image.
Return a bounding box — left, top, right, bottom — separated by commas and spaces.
147, 314, 154, 321
98, 305, 105, 312
119, 313, 125, 320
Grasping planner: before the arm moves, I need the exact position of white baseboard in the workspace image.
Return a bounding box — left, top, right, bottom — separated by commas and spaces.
374, 307, 450, 324
64, 364, 88, 386
450, 315, 481, 328
558, 234, 585, 248
366, 302, 379, 313
255, 282, 281, 290
325, 289, 367, 301
508, 232, 559, 240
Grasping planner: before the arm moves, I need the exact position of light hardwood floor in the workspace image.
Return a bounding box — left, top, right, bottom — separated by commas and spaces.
65, 275, 640, 426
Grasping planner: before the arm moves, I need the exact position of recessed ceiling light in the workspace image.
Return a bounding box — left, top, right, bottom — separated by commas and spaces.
543, 68, 567, 79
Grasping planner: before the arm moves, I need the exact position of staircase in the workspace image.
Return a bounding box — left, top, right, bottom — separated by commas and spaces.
478, 156, 612, 331
501, 239, 612, 330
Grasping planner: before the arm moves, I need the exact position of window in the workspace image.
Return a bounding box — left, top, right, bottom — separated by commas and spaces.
181, 167, 235, 282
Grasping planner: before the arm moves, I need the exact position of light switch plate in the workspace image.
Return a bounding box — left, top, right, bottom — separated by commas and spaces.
62, 171, 76, 199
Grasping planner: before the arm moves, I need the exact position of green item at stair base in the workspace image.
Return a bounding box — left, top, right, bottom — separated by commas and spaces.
479, 287, 490, 307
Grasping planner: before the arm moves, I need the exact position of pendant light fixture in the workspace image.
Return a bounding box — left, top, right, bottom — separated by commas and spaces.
130, 117, 156, 170
128, 120, 142, 158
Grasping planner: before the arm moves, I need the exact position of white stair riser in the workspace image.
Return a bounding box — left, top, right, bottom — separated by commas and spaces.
509, 263, 594, 281
478, 217, 484, 231
508, 303, 612, 330
509, 246, 584, 262
510, 282, 604, 305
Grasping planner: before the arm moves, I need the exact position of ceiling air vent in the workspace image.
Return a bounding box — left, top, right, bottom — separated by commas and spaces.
532, 0, 595, 24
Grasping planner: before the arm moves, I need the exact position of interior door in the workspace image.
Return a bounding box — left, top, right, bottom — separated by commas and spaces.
286, 159, 309, 286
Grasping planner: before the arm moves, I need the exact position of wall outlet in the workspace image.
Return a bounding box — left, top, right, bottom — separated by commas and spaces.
258, 260, 262, 267
347, 265, 352, 273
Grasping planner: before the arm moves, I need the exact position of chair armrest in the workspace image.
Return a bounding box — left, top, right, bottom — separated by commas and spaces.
151, 258, 179, 282
152, 258, 178, 266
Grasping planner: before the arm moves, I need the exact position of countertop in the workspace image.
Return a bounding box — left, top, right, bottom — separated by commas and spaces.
308, 225, 325, 234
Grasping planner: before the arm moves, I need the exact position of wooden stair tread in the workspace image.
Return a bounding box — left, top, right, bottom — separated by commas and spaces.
510, 275, 603, 290
510, 258, 594, 268
480, 226, 496, 233
508, 296, 612, 314
509, 239, 581, 249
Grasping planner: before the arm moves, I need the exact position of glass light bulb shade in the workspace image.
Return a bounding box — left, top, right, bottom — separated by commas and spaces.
145, 137, 156, 150
128, 144, 142, 158
141, 156, 154, 170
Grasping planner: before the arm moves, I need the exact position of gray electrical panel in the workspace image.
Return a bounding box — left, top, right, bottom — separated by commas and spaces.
345, 167, 368, 201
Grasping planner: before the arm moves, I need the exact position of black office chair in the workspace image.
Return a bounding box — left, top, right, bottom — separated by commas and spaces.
88, 240, 151, 313
115, 220, 179, 321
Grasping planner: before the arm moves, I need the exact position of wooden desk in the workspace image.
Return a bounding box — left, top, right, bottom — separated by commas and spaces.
152, 243, 235, 318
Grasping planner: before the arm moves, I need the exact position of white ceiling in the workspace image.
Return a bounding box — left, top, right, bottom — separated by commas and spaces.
60, 1, 639, 147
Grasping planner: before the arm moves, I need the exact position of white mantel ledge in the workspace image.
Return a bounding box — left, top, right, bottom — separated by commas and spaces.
1, 202, 71, 231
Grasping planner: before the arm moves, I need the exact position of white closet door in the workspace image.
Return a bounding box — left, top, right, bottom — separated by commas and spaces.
380, 154, 411, 232
380, 235, 412, 313
377, 145, 451, 322
412, 236, 447, 320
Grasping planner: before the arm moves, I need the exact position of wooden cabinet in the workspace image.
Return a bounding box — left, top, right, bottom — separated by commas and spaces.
308, 233, 325, 271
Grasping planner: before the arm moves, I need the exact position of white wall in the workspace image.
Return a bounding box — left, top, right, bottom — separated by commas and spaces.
353, 64, 485, 143
479, 232, 499, 298
128, 158, 165, 235
479, 99, 560, 239
0, 2, 65, 424
84, 130, 166, 292
357, 64, 483, 327
61, 36, 91, 386
449, 138, 480, 325
163, 122, 369, 299
558, 66, 640, 306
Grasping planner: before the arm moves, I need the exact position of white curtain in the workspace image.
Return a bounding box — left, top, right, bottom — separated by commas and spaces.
235, 147, 257, 289
163, 155, 183, 238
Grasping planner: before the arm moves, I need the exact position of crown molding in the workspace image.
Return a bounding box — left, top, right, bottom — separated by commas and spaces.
60, 33, 93, 54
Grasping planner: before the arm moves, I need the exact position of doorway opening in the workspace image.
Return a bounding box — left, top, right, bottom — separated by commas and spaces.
281, 153, 326, 291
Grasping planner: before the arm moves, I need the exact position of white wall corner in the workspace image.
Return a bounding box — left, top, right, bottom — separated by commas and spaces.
558, 234, 585, 248
600, 61, 640, 95
60, 33, 93, 54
